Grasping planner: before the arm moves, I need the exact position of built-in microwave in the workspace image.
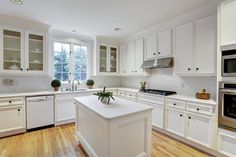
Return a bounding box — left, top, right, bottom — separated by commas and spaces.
222, 44, 236, 77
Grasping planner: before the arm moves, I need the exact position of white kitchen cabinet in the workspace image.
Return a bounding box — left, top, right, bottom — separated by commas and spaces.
0, 97, 26, 138
186, 113, 212, 147
126, 39, 144, 75
98, 44, 118, 75
134, 38, 144, 74
151, 104, 164, 129
25, 31, 47, 74
219, 128, 236, 157
175, 22, 194, 74
158, 29, 172, 57
194, 15, 216, 75
119, 44, 127, 74
145, 34, 157, 60
165, 107, 185, 137
220, 0, 236, 45
55, 92, 93, 125
175, 14, 216, 76
0, 26, 48, 75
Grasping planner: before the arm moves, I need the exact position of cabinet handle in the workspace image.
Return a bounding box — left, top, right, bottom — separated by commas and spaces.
135, 71, 137, 73
9, 101, 12, 104
132, 71, 134, 73
197, 108, 200, 111
173, 103, 176, 106
129, 94, 132, 96
188, 116, 191, 119
180, 114, 183, 117
158, 52, 161, 54
124, 70, 125, 73
187, 68, 191, 71
196, 68, 199, 71
18, 109, 20, 111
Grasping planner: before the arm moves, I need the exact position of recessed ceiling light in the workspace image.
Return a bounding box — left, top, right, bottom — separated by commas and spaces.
10, 0, 23, 5
114, 28, 122, 32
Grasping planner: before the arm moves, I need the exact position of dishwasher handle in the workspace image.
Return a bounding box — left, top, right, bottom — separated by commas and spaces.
27, 96, 53, 102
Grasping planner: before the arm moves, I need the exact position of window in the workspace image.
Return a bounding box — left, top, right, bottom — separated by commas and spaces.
53, 42, 88, 82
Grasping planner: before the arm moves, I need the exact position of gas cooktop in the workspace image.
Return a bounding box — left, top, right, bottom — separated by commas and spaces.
140, 89, 177, 96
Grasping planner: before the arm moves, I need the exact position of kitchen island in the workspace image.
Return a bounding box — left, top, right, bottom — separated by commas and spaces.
75, 96, 153, 157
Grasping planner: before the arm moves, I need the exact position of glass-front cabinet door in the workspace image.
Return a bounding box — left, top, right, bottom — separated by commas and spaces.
26, 33, 45, 72
99, 45, 108, 73
1, 28, 24, 72
109, 46, 117, 73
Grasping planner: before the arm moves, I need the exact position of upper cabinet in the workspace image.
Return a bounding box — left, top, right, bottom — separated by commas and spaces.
145, 29, 172, 60
119, 44, 127, 75
220, 0, 236, 45
175, 14, 216, 76
0, 26, 48, 75
93, 37, 119, 76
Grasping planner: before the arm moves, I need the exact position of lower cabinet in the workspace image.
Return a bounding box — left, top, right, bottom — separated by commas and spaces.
186, 113, 212, 147
165, 107, 185, 137
0, 97, 26, 137
218, 128, 236, 157
55, 92, 93, 125
152, 104, 164, 129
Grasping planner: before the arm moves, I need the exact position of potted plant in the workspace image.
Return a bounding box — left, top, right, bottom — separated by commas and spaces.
86, 79, 94, 89
51, 79, 61, 91
94, 87, 115, 104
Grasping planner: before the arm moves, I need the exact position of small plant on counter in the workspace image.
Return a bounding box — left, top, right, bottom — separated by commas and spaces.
94, 87, 115, 104
86, 79, 95, 89
51, 79, 61, 91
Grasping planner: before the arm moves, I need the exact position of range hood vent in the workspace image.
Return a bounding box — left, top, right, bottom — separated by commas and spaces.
141, 57, 173, 69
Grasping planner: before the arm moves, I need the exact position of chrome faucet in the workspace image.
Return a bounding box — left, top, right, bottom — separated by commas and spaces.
71, 80, 75, 91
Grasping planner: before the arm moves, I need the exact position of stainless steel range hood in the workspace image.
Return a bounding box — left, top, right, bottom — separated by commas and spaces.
141, 57, 173, 69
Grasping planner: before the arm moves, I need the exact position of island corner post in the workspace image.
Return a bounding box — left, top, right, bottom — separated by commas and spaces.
74, 95, 153, 157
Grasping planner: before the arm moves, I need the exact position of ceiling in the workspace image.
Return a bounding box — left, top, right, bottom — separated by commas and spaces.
0, 0, 213, 39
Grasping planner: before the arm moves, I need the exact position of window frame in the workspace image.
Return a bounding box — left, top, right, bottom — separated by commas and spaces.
52, 39, 89, 84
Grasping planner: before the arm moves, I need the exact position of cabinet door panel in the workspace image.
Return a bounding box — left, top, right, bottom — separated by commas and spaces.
152, 105, 164, 129
145, 34, 157, 60
186, 113, 212, 147
194, 15, 216, 75
175, 23, 194, 74
119, 44, 127, 74
158, 29, 172, 57
135, 38, 144, 74
127, 41, 135, 74
99, 45, 108, 73
56, 98, 75, 122
165, 108, 185, 136
109, 46, 118, 73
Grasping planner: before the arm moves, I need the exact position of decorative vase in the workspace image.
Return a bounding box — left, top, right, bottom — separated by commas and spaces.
53, 87, 59, 91
87, 85, 93, 89
101, 97, 109, 104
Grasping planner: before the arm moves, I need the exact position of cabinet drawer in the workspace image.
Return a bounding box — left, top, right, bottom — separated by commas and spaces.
186, 103, 213, 116
166, 99, 185, 110
137, 94, 164, 105
117, 90, 125, 97
125, 91, 136, 99
0, 97, 24, 106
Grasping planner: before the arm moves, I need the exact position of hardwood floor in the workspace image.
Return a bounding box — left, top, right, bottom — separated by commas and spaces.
0, 124, 211, 157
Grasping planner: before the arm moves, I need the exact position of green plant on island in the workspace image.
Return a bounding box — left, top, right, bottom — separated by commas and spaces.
93, 87, 115, 104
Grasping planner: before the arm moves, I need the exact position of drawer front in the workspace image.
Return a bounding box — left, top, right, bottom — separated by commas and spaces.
117, 90, 126, 97
137, 93, 164, 106
186, 103, 213, 116
166, 99, 185, 110
0, 97, 24, 106
125, 91, 136, 99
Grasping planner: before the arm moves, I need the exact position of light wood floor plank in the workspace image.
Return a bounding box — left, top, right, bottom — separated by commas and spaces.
0, 124, 211, 157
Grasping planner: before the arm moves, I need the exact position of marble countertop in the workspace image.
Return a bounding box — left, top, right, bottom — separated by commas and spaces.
75, 95, 153, 119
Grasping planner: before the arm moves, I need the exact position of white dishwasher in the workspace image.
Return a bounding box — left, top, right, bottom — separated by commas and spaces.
26, 95, 54, 130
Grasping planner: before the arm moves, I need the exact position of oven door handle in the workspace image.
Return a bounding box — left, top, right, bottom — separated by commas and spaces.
220, 89, 236, 94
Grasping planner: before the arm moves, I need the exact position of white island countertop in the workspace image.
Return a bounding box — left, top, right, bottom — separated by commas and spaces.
74, 95, 153, 119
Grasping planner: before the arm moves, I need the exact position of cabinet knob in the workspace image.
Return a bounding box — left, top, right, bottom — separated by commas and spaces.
153, 53, 156, 55
158, 52, 161, 54
180, 114, 183, 117
9, 101, 12, 104
173, 103, 176, 106
188, 116, 191, 119
135, 71, 137, 73
20, 68, 23, 71
132, 71, 134, 73
124, 70, 126, 73
197, 108, 200, 111
18, 109, 20, 112
187, 68, 191, 71
196, 68, 199, 71
26, 68, 29, 71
